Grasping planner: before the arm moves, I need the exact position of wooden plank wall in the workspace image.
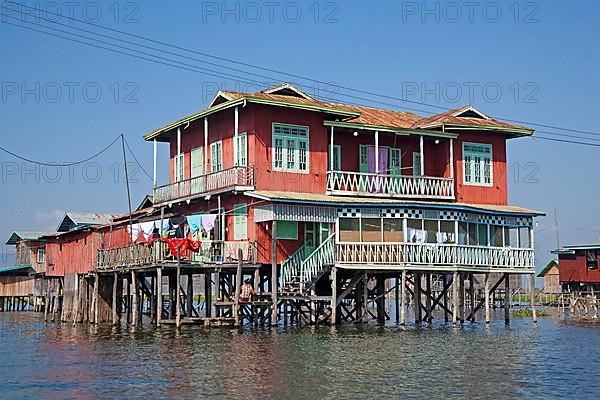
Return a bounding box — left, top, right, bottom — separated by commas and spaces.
0, 276, 35, 297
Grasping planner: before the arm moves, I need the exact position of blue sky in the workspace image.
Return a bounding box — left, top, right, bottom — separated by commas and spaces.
1, 0, 599, 273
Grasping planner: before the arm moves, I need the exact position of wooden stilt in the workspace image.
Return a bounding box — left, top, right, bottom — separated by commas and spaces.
150, 276, 156, 323
156, 267, 162, 326
234, 249, 243, 327
204, 271, 212, 318
331, 266, 337, 325
425, 273, 432, 323
459, 273, 465, 323
254, 268, 260, 294
271, 220, 278, 326
362, 273, 369, 323
484, 273, 490, 324
176, 246, 182, 329
395, 276, 400, 323
443, 275, 449, 323
504, 272, 511, 325
131, 270, 138, 327
112, 272, 118, 325
187, 274, 193, 318
126, 273, 131, 324
530, 274, 537, 323
469, 273, 475, 322
93, 273, 99, 324
400, 270, 406, 326
413, 272, 421, 324
355, 276, 363, 323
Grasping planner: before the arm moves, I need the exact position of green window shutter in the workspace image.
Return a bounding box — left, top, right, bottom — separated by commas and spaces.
390, 148, 402, 176
359, 145, 369, 173
413, 152, 421, 176
276, 221, 298, 240
233, 203, 248, 240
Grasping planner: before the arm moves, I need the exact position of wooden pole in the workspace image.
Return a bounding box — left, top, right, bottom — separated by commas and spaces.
459, 273, 465, 323
156, 267, 163, 326
413, 272, 421, 324
330, 266, 337, 325
126, 273, 131, 324
425, 273, 432, 323
112, 272, 118, 325
395, 276, 400, 323
131, 270, 138, 327
234, 249, 243, 327
504, 272, 511, 325
400, 270, 406, 326
204, 271, 212, 318
187, 273, 194, 318
484, 273, 490, 324
530, 274, 537, 323
443, 274, 449, 323
362, 273, 369, 323
176, 246, 182, 329
93, 273, 99, 324
469, 273, 475, 322
271, 220, 278, 326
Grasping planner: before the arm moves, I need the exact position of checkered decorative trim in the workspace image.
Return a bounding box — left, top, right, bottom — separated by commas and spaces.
338, 207, 533, 226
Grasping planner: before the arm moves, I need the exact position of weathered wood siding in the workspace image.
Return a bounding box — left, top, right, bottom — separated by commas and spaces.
0, 275, 34, 296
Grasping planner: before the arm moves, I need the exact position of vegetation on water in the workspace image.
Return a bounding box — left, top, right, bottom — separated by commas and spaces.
513, 309, 550, 317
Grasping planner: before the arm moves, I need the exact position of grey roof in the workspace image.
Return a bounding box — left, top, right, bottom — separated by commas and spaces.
56, 212, 120, 232
6, 231, 55, 245
552, 243, 600, 254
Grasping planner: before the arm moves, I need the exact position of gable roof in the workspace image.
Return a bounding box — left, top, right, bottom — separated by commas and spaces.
56, 212, 120, 232
145, 83, 534, 141
538, 260, 559, 277
6, 231, 54, 245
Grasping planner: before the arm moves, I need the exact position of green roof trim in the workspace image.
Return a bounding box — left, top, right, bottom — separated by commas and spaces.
0, 264, 32, 274
441, 123, 534, 136
144, 96, 361, 142
537, 260, 559, 277
323, 121, 459, 138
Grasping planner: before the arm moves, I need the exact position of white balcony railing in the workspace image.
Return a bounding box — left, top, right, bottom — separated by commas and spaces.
335, 242, 534, 270
327, 171, 454, 200
154, 166, 254, 205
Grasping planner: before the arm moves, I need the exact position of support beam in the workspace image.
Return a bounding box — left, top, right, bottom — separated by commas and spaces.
234, 249, 243, 327
93, 273, 99, 324
187, 274, 193, 318
156, 267, 162, 326
425, 273, 432, 323
419, 135, 425, 174
504, 273, 511, 325
329, 126, 334, 171
131, 270, 138, 327
205, 271, 212, 318
484, 273, 490, 324
459, 273, 465, 324
271, 220, 278, 326
153, 138, 157, 188
331, 266, 337, 325
469, 273, 475, 322
413, 272, 421, 324
375, 130, 379, 174
452, 272, 458, 325
176, 246, 182, 329
449, 138, 454, 179
400, 270, 406, 326
112, 272, 118, 325
530, 274, 538, 323
395, 276, 400, 324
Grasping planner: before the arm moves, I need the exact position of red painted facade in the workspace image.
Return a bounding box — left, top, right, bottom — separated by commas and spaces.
558, 250, 600, 284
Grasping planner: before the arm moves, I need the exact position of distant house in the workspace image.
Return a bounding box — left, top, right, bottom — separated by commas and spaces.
552, 244, 600, 291
538, 260, 560, 294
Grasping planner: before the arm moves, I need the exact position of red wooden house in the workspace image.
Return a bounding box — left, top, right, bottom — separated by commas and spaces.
552, 244, 600, 291
138, 83, 542, 302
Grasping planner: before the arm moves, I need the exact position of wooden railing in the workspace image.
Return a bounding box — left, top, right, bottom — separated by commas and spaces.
327, 171, 454, 200
154, 166, 255, 204
335, 242, 535, 270
279, 244, 307, 290
96, 241, 257, 270
299, 233, 335, 292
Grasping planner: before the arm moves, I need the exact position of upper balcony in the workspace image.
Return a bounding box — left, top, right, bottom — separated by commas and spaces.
327, 171, 454, 200
153, 166, 255, 205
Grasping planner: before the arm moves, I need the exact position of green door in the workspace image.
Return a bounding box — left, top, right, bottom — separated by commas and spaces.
389, 148, 402, 194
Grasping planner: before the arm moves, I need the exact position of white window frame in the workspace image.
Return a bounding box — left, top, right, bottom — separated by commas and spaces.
272, 122, 309, 174
37, 248, 45, 263
174, 153, 185, 182
463, 142, 493, 187
233, 203, 248, 240
234, 132, 248, 167
191, 146, 204, 177
329, 144, 341, 171
211, 141, 223, 173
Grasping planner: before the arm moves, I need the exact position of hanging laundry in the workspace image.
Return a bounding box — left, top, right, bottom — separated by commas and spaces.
160, 238, 202, 257
187, 214, 203, 234
407, 228, 426, 244
201, 214, 218, 232
169, 216, 187, 238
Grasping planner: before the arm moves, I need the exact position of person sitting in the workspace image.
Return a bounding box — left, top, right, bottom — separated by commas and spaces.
240, 279, 256, 303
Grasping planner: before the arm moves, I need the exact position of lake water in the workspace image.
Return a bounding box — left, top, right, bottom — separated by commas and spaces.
1, 312, 599, 399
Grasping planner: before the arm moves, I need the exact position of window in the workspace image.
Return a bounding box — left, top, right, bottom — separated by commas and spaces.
174, 153, 184, 182
463, 142, 492, 186
361, 218, 381, 242
211, 141, 222, 172
191, 147, 204, 178
586, 251, 598, 270
413, 152, 422, 176
491, 225, 504, 247
329, 145, 341, 171
339, 218, 360, 242
383, 218, 404, 242
390, 148, 402, 176
272, 123, 309, 173
519, 227, 531, 248
234, 133, 247, 167
233, 203, 248, 240
37, 248, 45, 263
459, 222, 488, 246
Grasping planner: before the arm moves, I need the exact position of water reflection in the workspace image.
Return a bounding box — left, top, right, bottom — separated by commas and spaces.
1, 312, 599, 399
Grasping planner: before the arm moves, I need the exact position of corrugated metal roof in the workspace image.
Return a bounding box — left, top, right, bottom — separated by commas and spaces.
246, 190, 545, 216
0, 264, 32, 274
6, 231, 55, 245
57, 212, 121, 232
